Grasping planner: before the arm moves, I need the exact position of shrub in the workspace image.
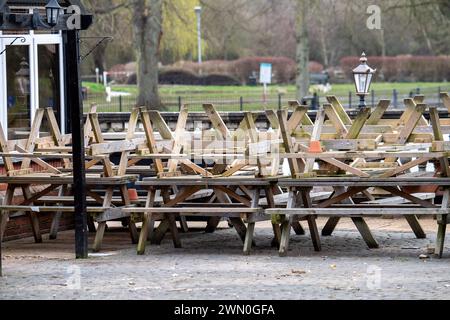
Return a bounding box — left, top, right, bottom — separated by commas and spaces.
159, 69, 201, 85
115, 57, 325, 85
340, 55, 450, 82
202, 74, 241, 86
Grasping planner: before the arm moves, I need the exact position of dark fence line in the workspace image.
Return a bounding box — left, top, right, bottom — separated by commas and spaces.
82, 85, 450, 113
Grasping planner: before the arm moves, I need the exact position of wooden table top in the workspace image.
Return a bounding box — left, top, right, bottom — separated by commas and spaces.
277, 177, 450, 187
138, 175, 281, 187
0, 173, 139, 185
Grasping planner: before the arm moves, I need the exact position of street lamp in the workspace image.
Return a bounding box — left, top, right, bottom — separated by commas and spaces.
45, 0, 62, 27
352, 52, 376, 108
194, 6, 202, 65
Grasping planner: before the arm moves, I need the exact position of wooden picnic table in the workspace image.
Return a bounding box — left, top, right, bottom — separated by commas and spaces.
268, 177, 450, 257
0, 173, 139, 252
133, 176, 281, 255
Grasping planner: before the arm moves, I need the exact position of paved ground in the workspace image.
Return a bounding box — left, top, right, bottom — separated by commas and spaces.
1, 217, 450, 300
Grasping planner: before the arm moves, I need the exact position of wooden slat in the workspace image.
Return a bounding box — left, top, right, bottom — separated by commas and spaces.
324, 104, 348, 139
366, 100, 390, 125
326, 96, 352, 125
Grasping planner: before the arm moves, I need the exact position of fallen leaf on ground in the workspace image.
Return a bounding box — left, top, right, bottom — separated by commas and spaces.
291, 270, 307, 275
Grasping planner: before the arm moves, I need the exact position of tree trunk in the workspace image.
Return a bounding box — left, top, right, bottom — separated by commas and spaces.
133, 0, 163, 109
93, 44, 107, 74
295, 0, 310, 102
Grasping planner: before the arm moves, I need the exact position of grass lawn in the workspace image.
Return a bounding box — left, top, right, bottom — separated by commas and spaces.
82, 82, 450, 112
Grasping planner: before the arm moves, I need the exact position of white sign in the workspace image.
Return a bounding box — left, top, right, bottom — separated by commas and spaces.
259, 63, 272, 84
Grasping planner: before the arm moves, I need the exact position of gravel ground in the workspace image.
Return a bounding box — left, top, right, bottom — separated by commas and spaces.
1, 217, 450, 300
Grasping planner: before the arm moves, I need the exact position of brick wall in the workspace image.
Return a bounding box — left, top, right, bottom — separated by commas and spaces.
3, 213, 75, 241
1, 161, 75, 242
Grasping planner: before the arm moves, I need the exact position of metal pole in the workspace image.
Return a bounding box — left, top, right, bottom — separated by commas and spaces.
438, 86, 441, 107
393, 89, 398, 108
195, 7, 202, 65
178, 96, 182, 111
349, 91, 352, 109
240, 96, 243, 111
119, 95, 123, 112
65, 30, 88, 260
278, 94, 282, 110
371, 90, 375, 108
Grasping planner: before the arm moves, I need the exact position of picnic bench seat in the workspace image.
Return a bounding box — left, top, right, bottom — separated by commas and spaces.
134, 176, 280, 255
267, 177, 450, 257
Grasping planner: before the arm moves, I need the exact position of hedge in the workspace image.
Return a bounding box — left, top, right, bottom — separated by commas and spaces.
340, 55, 450, 82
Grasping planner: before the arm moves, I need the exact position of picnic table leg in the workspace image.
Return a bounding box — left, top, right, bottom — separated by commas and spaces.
87, 216, 97, 233
265, 186, 280, 248
205, 217, 222, 233
151, 219, 170, 245
301, 188, 322, 252
49, 185, 69, 240
171, 187, 189, 233
243, 222, 256, 255
137, 213, 151, 255
271, 224, 282, 248
436, 219, 447, 258
120, 185, 138, 244
22, 186, 42, 244
243, 188, 261, 255
351, 217, 379, 249
0, 186, 15, 242
229, 218, 248, 244
436, 189, 449, 258
179, 217, 189, 233
322, 217, 340, 236
215, 189, 249, 244
292, 221, 306, 236
93, 187, 114, 252
279, 190, 297, 257
404, 215, 427, 239
93, 223, 107, 253
161, 188, 182, 249
279, 215, 292, 257
322, 186, 354, 237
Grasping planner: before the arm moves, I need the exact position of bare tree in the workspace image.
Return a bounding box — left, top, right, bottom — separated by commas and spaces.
133, 0, 163, 109
295, 0, 310, 101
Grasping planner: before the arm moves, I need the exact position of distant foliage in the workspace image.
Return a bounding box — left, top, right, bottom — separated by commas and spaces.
161, 0, 203, 61
113, 56, 325, 85
340, 55, 450, 82
126, 68, 240, 86
167, 57, 324, 84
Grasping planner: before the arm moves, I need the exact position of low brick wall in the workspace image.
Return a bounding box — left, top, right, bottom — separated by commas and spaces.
3, 212, 74, 242
1, 160, 75, 242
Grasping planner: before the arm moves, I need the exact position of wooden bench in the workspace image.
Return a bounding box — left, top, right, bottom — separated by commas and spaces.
134, 176, 280, 255
267, 177, 450, 257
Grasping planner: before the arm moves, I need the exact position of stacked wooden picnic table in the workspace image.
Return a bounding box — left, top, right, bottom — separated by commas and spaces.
1, 92, 450, 260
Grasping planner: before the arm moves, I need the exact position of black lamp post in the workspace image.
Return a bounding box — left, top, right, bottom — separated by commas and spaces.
352, 53, 376, 109
0, 0, 93, 277
45, 0, 62, 27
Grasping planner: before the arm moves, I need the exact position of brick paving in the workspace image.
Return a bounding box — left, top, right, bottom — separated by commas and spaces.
1, 217, 450, 300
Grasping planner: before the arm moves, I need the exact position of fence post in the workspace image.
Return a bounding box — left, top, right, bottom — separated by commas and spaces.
312, 93, 318, 110
438, 86, 442, 107
240, 96, 244, 111
119, 95, 123, 112
416, 87, 421, 95
393, 89, 398, 109
348, 91, 352, 109
278, 94, 282, 110
178, 96, 182, 111
371, 90, 375, 108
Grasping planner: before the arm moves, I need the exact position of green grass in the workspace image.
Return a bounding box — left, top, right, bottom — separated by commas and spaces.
84, 82, 449, 95
82, 81, 450, 112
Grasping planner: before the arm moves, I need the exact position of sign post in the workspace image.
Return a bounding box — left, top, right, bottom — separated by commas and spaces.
259, 63, 272, 105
